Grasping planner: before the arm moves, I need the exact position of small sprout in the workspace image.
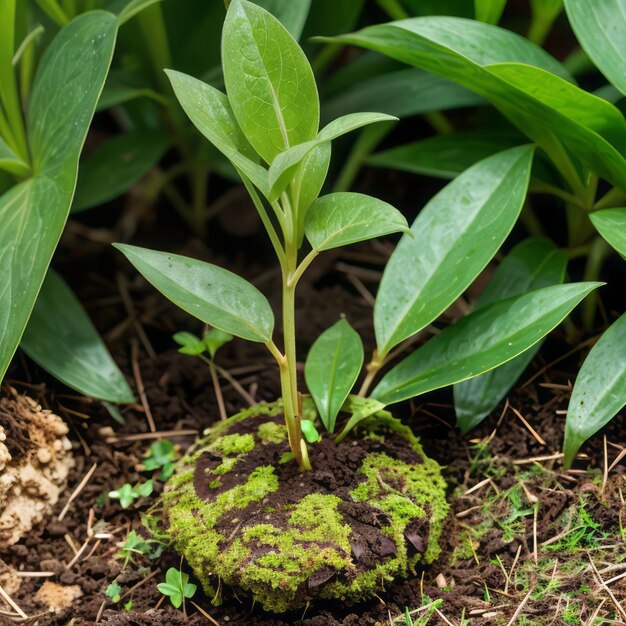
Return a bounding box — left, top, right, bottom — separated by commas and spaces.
116, 530, 152, 568
173, 331, 206, 355
124, 599, 133, 611
105, 581, 122, 603
143, 440, 177, 480
300, 419, 320, 443
109, 480, 153, 508
157, 567, 197, 610
203, 327, 233, 358
405, 607, 414, 626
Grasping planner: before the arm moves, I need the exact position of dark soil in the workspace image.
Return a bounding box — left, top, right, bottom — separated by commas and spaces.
2, 195, 626, 624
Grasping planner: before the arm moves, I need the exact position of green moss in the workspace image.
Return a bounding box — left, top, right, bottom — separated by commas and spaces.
153, 402, 449, 613
212, 433, 255, 455
257, 421, 287, 444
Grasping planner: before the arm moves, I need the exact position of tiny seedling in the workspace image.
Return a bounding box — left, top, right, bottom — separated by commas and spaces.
115, 0, 599, 472
116, 530, 152, 569
143, 440, 177, 481
105, 581, 122, 604
109, 481, 153, 508
157, 567, 197, 612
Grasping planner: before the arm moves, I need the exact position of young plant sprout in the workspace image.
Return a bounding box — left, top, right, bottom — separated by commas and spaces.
115, 0, 600, 611
115, 0, 598, 473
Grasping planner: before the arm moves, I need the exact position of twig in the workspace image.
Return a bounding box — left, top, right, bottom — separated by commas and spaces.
588, 555, 626, 621
602, 435, 609, 493
209, 361, 227, 421
117, 273, 156, 359
510, 405, 545, 445
58, 463, 98, 521
120, 568, 161, 601
131, 339, 156, 433
434, 608, 456, 626
214, 364, 256, 406
0, 584, 27, 619
191, 601, 221, 625
506, 588, 533, 626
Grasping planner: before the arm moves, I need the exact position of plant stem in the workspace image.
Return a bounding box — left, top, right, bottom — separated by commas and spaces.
358, 350, 385, 397
581, 237, 609, 332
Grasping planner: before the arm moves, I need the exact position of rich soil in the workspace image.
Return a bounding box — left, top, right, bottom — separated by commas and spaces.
2, 177, 625, 624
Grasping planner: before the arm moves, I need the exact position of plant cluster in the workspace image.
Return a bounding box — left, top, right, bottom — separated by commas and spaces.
117, 0, 601, 470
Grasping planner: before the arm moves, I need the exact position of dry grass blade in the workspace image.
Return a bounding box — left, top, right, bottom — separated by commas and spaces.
510, 405, 545, 445
588, 556, 626, 621
0, 584, 27, 619
506, 588, 533, 626
131, 338, 156, 433
58, 462, 98, 521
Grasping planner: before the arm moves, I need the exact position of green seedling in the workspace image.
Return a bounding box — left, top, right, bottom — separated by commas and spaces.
105, 581, 122, 604
115, 0, 599, 471
157, 567, 197, 612
109, 481, 153, 509
143, 440, 177, 481
115, 530, 153, 569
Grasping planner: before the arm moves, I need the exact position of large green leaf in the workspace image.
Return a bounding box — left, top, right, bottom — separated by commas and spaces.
222, 0, 319, 163
252, 0, 311, 40
114, 244, 274, 343
332, 17, 626, 190
0, 12, 117, 384
564, 0, 626, 96
323, 68, 484, 122
372, 282, 600, 406
73, 130, 168, 212
304, 319, 363, 433
590, 207, 626, 258
374, 146, 534, 357
454, 238, 567, 433
305, 192, 409, 251
166, 69, 268, 194
563, 312, 626, 467
268, 112, 396, 201
21, 270, 134, 403
367, 129, 520, 179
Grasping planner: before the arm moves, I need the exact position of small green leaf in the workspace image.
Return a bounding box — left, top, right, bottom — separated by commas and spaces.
564, 0, 626, 96
305, 319, 364, 433
590, 208, 626, 259
222, 0, 319, 162
367, 130, 521, 179
165, 70, 268, 195
110, 484, 136, 509
454, 238, 567, 433
203, 328, 234, 358
301, 420, 320, 443
20, 269, 135, 404
268, 112, 396, 201
305, 192, 409, 252
564, 312, 626, 468
173, 332, 206, 355
72, 130, 168, 213
106, 582, 122, 603
114, 244, 274, 343
372, 282, 601, 406
374, 146, 534, 357
335, 395, 386, 442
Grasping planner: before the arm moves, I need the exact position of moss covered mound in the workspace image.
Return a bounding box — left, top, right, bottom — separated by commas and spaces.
150, 402, 448, 613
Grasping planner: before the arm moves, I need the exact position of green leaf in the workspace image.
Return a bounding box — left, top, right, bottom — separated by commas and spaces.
564, 312, 626, 468
564, 0, 626, 96
367, 129, 521, 179
475, 0, 508, 24
323, 68, 484, 121
222, 0, 319, 162
332, 17, 626, 190
165, 69, 269, 195
590, 208, 626, 259
252, 0, 311, 40
0, 136, 30, 176
304, 319, 364, 433
374, 146, 534, 357
268, 112, 396, 201
134, 480, 153, 497
72, 130, 168, 212
20, 269, 135, 404
335, 395, 387, 442
294, 143, 331, 245
304, 192, 409, 252
173, 331, 206, 355
203, 328, 233, 358
372, 282, 601, 406
117, 0, 164, 25
0, 12, 117, 384
114, 244, 274, 343
453, 238, 567, 433
106, 582, 122, 603
301, 419, 320, 443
